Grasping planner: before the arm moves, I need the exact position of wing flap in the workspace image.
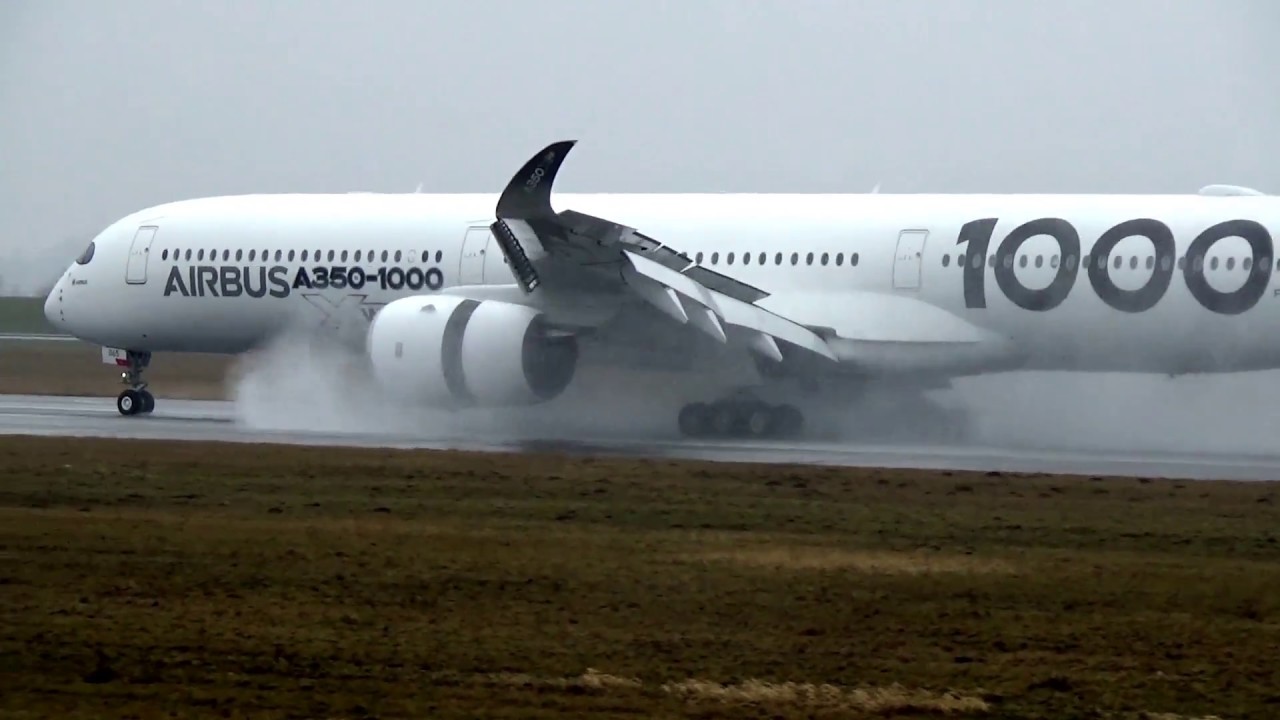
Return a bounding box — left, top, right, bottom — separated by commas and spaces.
623, 250, 837, 361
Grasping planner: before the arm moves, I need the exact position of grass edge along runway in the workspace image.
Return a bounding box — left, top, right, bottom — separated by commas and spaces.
0, 435, 1277, 719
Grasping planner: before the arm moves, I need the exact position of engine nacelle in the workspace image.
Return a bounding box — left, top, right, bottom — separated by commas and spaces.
366, 294, 578, 408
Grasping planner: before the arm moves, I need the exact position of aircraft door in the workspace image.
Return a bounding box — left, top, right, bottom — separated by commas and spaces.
459, 226, 492, 284
125, 226, 158, 284
892, 229, 928, 290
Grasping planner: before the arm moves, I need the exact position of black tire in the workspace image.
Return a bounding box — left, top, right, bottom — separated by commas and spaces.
743, 404, 774, 437
772, 404, 804, 437
678, 403, 710, 437
139, 391, 155, 414
117, 389, 142, 416
710, 403, 738, 437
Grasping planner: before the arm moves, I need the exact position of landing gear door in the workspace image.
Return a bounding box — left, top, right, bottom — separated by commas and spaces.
125, 226, 158, 284
459, 226, 492, 285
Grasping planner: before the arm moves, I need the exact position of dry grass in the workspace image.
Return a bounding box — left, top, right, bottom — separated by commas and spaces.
1, 436, 1279, 718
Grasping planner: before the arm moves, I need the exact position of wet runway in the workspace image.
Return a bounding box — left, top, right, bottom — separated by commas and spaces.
3, 394, 1280, 481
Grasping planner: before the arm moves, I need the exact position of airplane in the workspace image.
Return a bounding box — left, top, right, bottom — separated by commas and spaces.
41, 139, 1280, 440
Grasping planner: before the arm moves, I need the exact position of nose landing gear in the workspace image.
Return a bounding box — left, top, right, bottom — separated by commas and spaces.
115, 350, 155, 416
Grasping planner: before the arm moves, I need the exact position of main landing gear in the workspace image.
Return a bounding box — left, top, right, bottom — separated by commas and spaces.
677, 394, 804, 438
116, 350, 155, 416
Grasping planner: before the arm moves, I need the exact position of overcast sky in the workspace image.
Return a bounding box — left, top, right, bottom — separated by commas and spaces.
2, 0, 1277, 295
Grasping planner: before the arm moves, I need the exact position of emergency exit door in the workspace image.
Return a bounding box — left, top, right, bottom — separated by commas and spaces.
892, 229, 928, 290
459, 226, 492, 285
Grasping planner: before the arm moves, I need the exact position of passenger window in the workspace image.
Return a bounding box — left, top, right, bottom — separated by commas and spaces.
1034, 255, 1043, 268
161, 249, 168, 261
1065, 255, 1076, 270
695, 252, 704, 263
851, 252, 859, 266
711, 252, 719, 264
274, 250, 282, 262
328, 250, 335, 261
302, 250, 309, 262
1210, 257, 1219, 270
988, 256, 996, 268
743, 253, 750, 265
435, 250, 443, 262
727, 252, 735, 265
1244, 257, 1253, 271
381, 250, 389, 262
942, 254, 951, 267
1112, 255, 1122, 269
836, 252, 844, 266
1177, 257, 1185, 270
1145, 256, 1154, 270
791, 253, 799, 265
1226, 257, 1235, 271
288, 250, 296, 261
774, 252, 782, 265
821, 252, 829, 266
235, 249, 243, 261
758, 252, 765, 265
249, 250, 257, 261
222, 250, 230, 261
806, 252, 814, 265
355, 250, 362, 262
1019, 255, 1028, 268
1050, 255, 1059, 268
198, 250, 205, 261
394, 250, 402, 262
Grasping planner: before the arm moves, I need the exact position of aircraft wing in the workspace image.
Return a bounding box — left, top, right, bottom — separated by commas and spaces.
488, 140, 837, 364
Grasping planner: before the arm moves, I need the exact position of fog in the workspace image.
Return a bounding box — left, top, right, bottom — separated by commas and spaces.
6, 1, 1280, 457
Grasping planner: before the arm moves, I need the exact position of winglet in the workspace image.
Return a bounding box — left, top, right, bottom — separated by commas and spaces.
495, 140, 577, 219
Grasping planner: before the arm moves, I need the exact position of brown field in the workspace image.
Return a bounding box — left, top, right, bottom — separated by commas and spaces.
1, 436, 1279, 718
0, 342, 232, 399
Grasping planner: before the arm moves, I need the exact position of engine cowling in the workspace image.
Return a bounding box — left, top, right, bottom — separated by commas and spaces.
366, 294, 578, 407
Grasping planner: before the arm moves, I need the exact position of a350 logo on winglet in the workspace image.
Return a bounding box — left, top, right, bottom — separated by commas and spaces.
956, 217, 1273, 315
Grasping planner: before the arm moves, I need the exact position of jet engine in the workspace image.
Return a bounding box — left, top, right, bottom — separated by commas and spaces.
366, 294, 578, 407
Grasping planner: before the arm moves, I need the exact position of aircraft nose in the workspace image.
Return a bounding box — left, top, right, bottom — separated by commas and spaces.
44, 276, 66, 331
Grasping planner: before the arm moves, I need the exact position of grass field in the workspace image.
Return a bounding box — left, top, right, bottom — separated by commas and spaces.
0, 341, 231, 398
0, 296, 56, 334
0, 435, 1277, 718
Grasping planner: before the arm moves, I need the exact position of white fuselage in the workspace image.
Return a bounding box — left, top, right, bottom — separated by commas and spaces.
45, 191, 1280, 377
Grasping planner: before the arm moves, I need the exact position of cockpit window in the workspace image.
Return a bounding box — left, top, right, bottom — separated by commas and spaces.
75, 241, 96, 265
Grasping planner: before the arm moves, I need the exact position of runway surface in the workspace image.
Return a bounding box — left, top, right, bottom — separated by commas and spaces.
0, 333, 76, 343
3, 394, 1280, 481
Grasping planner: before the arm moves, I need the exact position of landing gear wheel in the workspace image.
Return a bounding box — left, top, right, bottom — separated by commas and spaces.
743, 405, 774, 437
117, 389, 143, 416
676, 398, 806, 439
113, 349, 154, 417
710, 404, 739, 436
678, 402, 711, 437
772, 404, 803, 437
